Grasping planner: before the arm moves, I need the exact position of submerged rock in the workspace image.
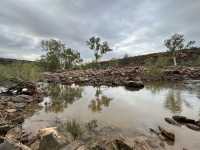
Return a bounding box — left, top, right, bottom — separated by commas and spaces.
158, 126, 175, 142
172, 116, 195, 124
164, 118, 180, 126
186, 124, 200, 131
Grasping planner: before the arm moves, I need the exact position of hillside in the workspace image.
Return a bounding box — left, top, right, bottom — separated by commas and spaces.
0, 57, 31, 64
97, 48, 200, 68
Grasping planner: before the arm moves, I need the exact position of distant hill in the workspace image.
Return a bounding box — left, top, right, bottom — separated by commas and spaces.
97, 48, 200, 68
0, 57, 31, 64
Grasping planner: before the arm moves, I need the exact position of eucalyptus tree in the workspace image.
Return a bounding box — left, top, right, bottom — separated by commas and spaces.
164, 33, 196, 66
62, 48, 82, 69
41, 39, 82, 71
86, 37, 112, 62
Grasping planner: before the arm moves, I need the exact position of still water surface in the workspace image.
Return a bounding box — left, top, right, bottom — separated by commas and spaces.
23, 81, 200, 149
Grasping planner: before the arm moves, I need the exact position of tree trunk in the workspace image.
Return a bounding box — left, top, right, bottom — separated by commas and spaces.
173, 56, 177, 66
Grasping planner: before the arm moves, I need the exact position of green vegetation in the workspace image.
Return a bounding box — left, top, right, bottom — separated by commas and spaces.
144, 67, 164, 79
85, 120, 98, 131
0, 63, 42, 82
145, 56, 171, 67
40, 39, 82, 71
61, 120, 83, 140
164, 33, 196, 66
86, 36, 112, 63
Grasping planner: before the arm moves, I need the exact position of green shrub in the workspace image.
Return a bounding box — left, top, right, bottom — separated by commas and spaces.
144, 67, 163, 78
145, 56, 170, 67
0, 63, 42, 82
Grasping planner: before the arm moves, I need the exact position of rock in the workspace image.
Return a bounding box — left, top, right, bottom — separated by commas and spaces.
134, 136, 157, 150
63, 141, 84, 150
38, 127, 68, 150
164, 117, 180, 126
7, 102, 16, 108
107, 139, 132, 150
0, 124, 14, 135
14, 95, 33, 103
6, 127, 22, 139
11, 116, 25, 125
30, 140, 40, 150
15, 103, 26, 109
186, 123, 200, 131
196, 120, 200, 126
158, 126, 175, 142
0, 138, 31, 150
90, 144, 105, 150
124, 81, 144, 89
6, 109, 17, 113
6, 126, 29, 143
172, 116, 195, 124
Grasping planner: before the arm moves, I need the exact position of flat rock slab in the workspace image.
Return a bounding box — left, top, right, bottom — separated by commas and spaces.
6, 109, 17, 113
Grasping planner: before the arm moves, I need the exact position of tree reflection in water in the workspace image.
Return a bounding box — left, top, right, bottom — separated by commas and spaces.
164, 90, 182, 113
146, 82, 193, 114
88, 87, 112, 112
45, 83, 83, 113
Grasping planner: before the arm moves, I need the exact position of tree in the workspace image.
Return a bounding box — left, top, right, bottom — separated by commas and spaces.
41, 39, 64, 71
86, 37, 112, 62
40, 39, 82, 71
164, 33, 196, 66
62, 48, 82, 69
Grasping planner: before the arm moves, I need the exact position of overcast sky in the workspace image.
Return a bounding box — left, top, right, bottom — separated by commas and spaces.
0, 0, 199, 61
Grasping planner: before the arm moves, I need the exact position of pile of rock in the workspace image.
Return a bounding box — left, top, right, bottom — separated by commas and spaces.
43, 66, 145, 88
43, 66, 200, 87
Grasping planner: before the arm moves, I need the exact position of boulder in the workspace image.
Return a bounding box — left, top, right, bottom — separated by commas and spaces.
0, 138, 31, 150
124, 80, 144, 90
38, 127, 68, 150
172, 116, 195, 124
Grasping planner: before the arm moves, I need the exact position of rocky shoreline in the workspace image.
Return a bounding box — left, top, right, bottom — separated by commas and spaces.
0, 81, 44, 149
43, 66, 200, 87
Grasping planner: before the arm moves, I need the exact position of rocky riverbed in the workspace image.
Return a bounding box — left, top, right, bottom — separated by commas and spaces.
43, 66, 200, 87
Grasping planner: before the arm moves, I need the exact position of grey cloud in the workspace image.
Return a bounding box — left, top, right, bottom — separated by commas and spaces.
0, 0, 199, 60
